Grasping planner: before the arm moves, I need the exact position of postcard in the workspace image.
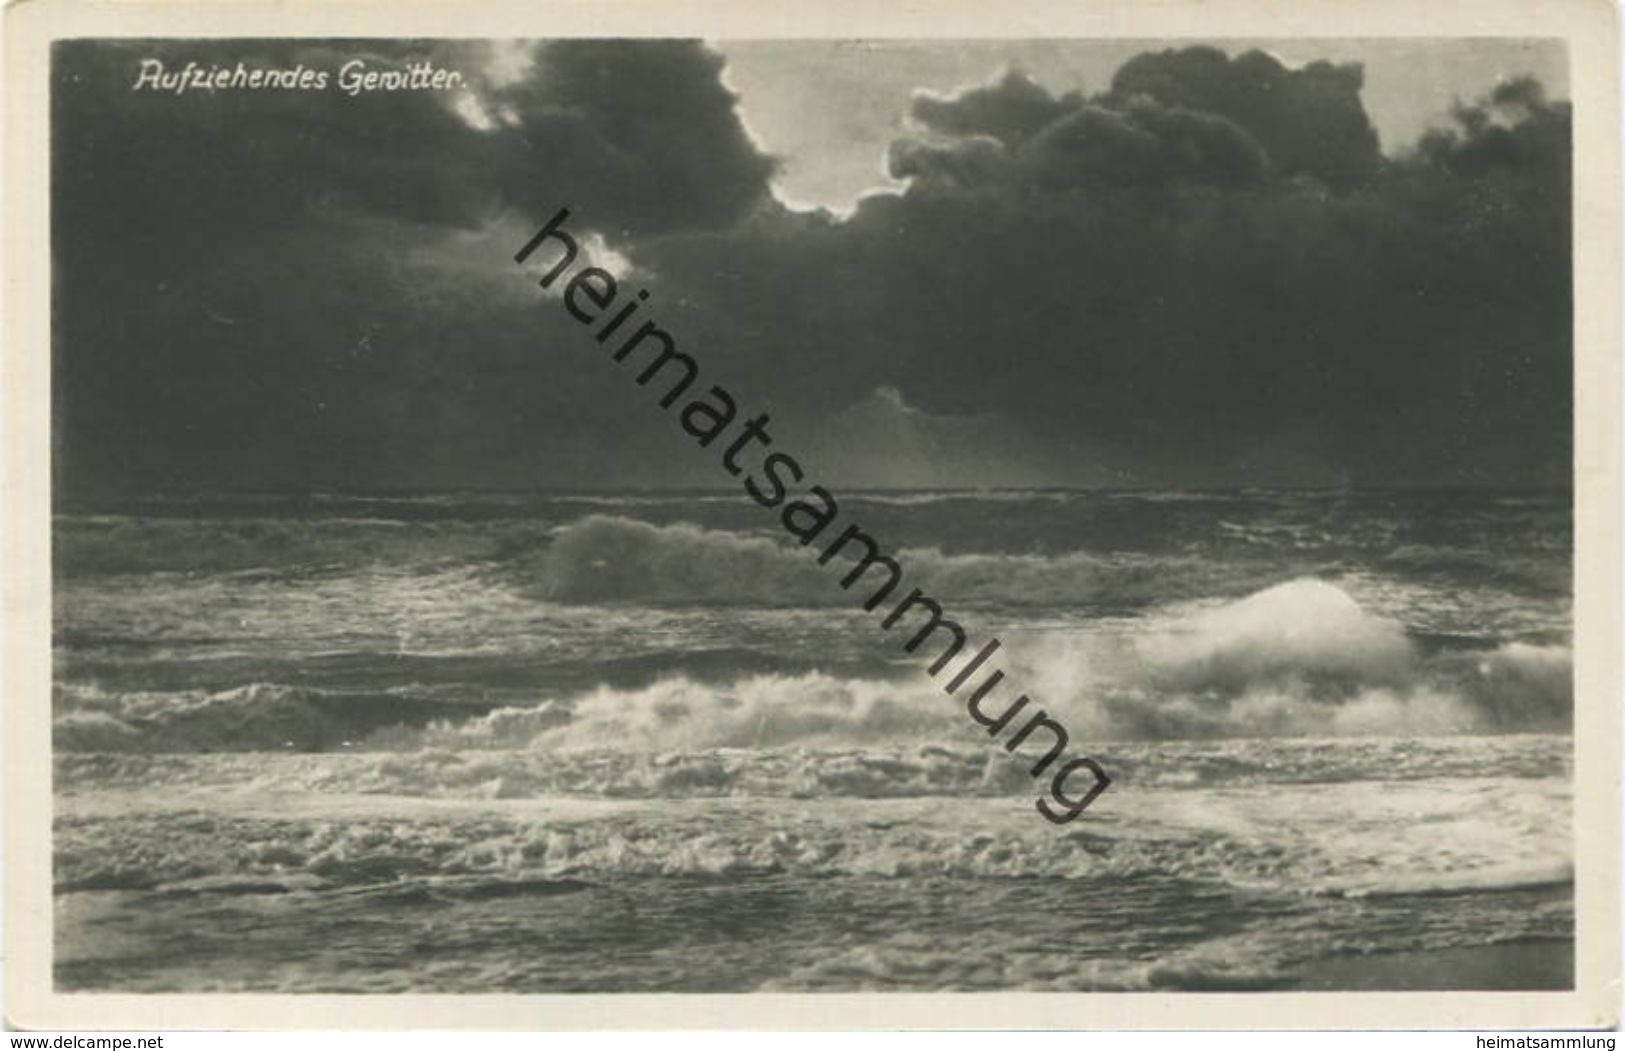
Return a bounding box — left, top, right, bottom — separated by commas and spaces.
5, 0, 1619, 1031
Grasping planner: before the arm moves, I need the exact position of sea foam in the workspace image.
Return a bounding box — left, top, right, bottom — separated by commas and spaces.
55, 579, 1571, 754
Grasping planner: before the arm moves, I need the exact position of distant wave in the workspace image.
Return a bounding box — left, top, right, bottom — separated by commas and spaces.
57, 500, 1572, 627
520, 513, 1241, 609
53, 515, 555, 576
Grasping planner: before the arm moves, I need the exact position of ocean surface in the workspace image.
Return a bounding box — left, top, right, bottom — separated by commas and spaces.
53, 488, 1574, 991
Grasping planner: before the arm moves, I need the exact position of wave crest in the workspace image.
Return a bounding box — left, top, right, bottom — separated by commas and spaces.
55, 580, 1571, 754
525, 514, 1228, 609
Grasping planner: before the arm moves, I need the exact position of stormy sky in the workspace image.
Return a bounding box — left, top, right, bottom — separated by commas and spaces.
53, 39, 1571, 493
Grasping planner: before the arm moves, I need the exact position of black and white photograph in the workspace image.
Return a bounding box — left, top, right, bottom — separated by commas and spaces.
5, 0, 1621, 1031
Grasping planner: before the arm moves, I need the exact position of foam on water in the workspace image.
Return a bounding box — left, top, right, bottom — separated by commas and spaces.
1017, 579, 1571, 738
53, 754, 1573, 991
55, 577, 1568, 753
49, 491, 1575, 992
55, 755, 1569, 892
54, 734, 1572, 801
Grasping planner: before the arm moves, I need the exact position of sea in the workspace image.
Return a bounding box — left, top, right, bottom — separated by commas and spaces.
52, 488, 1574, 992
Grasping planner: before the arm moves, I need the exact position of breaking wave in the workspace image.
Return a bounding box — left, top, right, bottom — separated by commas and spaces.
55, 579, 1570, 754
1024, 579, 1571, 738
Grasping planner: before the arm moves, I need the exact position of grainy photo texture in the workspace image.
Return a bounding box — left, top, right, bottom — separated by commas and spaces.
50, 36, 1577, 995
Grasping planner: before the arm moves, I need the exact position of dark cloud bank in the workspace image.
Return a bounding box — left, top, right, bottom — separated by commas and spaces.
54, 40, 1570, 494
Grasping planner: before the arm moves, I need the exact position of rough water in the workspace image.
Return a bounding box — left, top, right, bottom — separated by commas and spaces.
53, 488, 1573, 991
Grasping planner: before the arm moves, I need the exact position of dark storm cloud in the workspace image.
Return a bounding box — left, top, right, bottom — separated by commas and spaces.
1020, 99, 1267, 188
894, 95, 1269, 190
637, 47, 1570, 487
562, 36, 1562, 485
910, 70, 1077, 146
490, 41, 777, 239
903, 48, 1379, 191
55, 39, 772, 234
55, 41, 1570, 493
1104, 46, 1382, 191
53, 39, 776, 493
